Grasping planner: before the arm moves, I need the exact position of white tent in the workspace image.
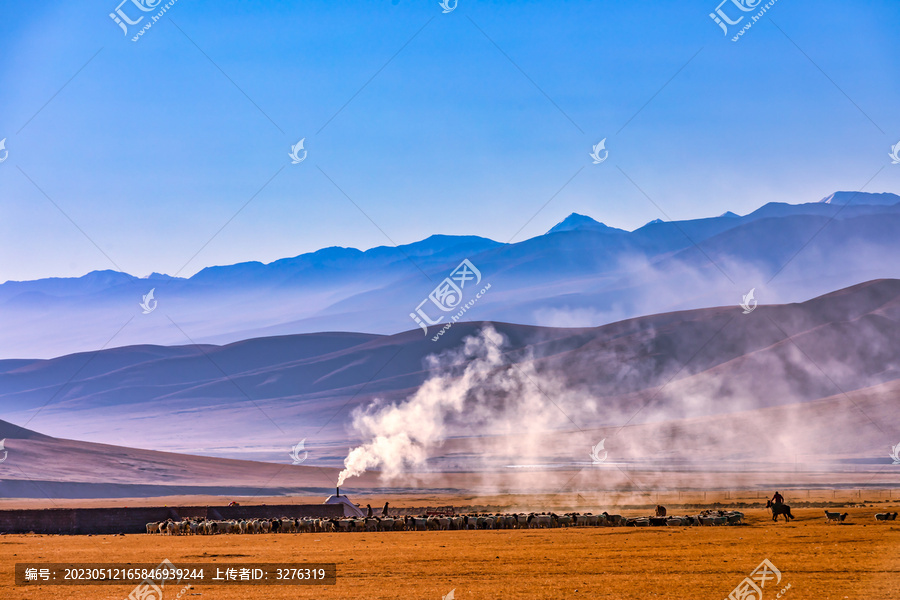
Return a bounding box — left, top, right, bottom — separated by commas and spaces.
323, 492, 365, 517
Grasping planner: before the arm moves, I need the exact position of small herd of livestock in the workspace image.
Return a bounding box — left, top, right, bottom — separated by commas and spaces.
145, 509, 748, 535
825, 510, 898, 523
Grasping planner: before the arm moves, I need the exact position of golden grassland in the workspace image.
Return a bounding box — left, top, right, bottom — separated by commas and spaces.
2, 506, 899, 600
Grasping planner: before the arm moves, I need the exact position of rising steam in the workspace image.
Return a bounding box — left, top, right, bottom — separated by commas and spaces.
336, 326, 594, 486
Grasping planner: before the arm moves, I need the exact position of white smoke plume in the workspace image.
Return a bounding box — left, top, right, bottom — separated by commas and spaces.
336, 326, 594, 486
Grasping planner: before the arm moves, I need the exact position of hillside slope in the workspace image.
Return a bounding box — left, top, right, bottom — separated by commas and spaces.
2, 280, 899, 466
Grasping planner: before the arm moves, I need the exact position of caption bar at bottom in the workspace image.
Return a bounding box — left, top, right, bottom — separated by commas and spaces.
15, 563, 336, 585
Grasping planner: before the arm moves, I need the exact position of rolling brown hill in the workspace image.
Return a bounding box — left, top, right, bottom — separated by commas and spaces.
1, 280, 899, 498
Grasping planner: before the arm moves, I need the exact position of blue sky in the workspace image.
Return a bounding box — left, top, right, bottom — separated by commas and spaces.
1, 0, 898, 282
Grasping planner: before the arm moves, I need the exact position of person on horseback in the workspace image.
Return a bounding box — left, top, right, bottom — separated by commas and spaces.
771, 491, 784, 505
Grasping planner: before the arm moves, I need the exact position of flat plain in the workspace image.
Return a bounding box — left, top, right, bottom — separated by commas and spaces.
2, 505, 899, 600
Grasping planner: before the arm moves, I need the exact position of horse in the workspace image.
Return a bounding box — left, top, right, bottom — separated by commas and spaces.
766, 499, 794, 521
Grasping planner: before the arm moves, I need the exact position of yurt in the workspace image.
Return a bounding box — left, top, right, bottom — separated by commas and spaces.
323, 487, 365, 517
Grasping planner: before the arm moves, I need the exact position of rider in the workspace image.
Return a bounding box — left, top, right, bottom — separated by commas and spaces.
771, 491, 784, 505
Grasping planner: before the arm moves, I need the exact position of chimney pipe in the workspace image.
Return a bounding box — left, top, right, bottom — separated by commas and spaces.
336, 487, 340, 497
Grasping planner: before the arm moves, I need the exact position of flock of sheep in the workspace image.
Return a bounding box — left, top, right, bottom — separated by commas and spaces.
825, 510, 899, 523
145, 508, 900, 535
145, 509, 746, 535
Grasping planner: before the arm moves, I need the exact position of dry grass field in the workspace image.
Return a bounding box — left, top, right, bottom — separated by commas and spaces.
2, 505, 899, 600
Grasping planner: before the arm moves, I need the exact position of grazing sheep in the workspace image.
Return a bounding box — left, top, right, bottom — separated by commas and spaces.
377, 518, 393, 532
875, 512, 898, 521
133, 503, 769, 536
824, 510, 849, 523
601, 512, 623, 526
282, 518, 296, 533
533, 514, 553, 529
627, 517, 650, 527
726, 512, 744, 525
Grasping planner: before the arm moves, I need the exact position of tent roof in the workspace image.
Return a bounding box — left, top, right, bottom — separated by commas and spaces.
323, 494, 365, 517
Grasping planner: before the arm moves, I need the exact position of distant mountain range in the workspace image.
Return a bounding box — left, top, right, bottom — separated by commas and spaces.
1, 190, 899, 359
3, 278, 898, 468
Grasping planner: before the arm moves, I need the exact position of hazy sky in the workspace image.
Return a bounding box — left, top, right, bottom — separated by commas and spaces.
1, 0, 898, 283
